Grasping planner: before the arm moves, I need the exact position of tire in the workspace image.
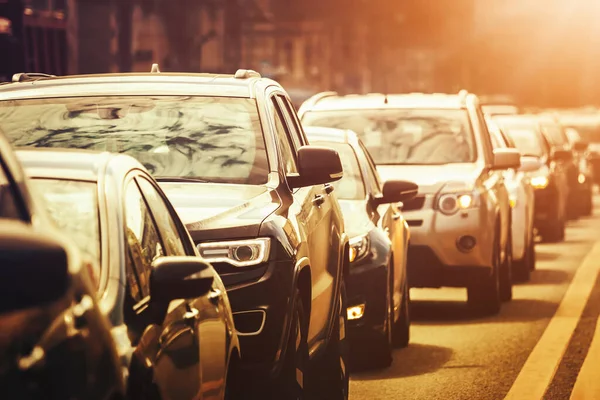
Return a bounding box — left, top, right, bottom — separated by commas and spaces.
392, 278, 410, 348
311, 281, 349, 400
467, 232, 501, 315
499, 231, 513, 302
513, 232, 533, 282
273, 289, 309, 400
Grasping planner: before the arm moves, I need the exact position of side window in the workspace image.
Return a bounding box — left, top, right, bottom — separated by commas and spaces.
0, 163, 21, 220
277, 95, 305, 150
358, 141, 383, 195
136, 177, 187, 256
270, 97, 298, 175
474, 108, 495, 162
123, 180, 165, 302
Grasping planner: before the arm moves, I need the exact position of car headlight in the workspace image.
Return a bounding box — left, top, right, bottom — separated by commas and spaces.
197, 238, 271, 267
578, 173, 586, 184
530, 175, 549, 189
437, 188, 480, 215
349, 235, 370, 263
509, 194, 518, 208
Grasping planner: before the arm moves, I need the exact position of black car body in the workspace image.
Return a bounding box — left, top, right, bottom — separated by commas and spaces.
304, 126, 417, 368
493, 115, 571, 242
0, 134, 124, 399
17, 148, 240, 400
563, 126, 594, 215
0, 70, 350, 399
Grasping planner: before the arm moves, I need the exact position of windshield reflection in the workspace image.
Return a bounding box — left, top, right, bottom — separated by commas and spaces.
0, 96, 269, 185
302, 109, 477, 165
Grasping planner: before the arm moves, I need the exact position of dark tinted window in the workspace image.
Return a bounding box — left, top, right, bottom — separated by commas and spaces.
136, 177, 187, 256
0, 162, 19, 220
1, 96, 269, 185
303, 108, 477, 165
124, 181, 164, 302
270, 98, 298, 174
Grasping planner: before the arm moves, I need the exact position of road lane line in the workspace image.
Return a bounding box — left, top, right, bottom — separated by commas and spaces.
570, 317, 600, 399
504, 241, 600, 400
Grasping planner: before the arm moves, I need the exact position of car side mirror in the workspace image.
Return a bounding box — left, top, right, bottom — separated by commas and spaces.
492, 148, 521, 170
377, 180, 419, 205
287, 145, 343, 188
519, 156, 543, 173
151, 256, 214, 304
552, 149, 573, 162
0, 222, 70, 314
573, 141, 589, 152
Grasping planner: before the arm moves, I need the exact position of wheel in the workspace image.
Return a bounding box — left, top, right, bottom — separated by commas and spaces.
467, 232, 501, 315
310, 281, 349, 400
272, 289, 309, 400
499, 231, 513, 302
512, 232, 532, 282
392, 278, 410, 348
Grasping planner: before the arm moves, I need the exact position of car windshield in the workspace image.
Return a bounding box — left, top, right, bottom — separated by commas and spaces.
30, 179, 101, 286
502, 128, 545, 158
317, 142, 365, 200
560, 120, 600, 143
540, 122, 569, 146
302, 109, 476, 165
0, 96, 268, 185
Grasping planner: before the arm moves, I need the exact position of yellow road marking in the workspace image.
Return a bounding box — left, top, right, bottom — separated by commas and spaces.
570, 317, 600, 399
504, 241, 600, 400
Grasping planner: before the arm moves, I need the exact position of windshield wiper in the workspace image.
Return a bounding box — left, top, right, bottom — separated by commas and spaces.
156, 177, 209, 183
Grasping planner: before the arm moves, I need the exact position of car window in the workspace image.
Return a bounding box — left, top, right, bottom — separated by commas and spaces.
0, 96, 269, 185
136, 176, 187, 256
0, 162, 20, 220
30, 179, 101, 284
276, 95, 305, 150
124, 180, 165, 302
358, 141, 384, 195
474, 107, 495, 162
302, 108, 477, 165
503, 128, 546, 158
541, 123, 569, 146
317, 142, 366, 200
270, 97, 298, 175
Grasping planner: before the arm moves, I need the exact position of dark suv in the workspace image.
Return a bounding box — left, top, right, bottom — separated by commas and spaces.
0, 69, 350, 399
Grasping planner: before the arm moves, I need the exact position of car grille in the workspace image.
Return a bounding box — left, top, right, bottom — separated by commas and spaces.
402, 195, 426, 211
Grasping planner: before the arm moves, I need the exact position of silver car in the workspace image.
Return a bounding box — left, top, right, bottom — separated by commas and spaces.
300, 91, 521, 315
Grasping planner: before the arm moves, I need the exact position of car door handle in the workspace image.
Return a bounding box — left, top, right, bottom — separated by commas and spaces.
313, 194, 325, 206
324, 184, 334, 194
183, 307, 199, 324
208, 289, 222, 305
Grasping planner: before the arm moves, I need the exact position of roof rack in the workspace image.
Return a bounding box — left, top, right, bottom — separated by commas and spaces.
234, 69, 261, 79
12, 72, 56, 83
150, 63, 161, 73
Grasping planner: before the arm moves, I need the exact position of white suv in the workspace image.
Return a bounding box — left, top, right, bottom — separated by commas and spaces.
300, 91, 522, 314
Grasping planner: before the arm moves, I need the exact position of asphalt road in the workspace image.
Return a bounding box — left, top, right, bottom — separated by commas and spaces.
349, 197, 600, 400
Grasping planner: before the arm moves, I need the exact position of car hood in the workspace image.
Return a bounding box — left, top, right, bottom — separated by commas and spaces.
159, 182, 280, 240
338, 199, 375, 238
376, 163, 483, 194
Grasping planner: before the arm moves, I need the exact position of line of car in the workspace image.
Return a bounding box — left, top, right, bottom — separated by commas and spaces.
0, 68, 594, 399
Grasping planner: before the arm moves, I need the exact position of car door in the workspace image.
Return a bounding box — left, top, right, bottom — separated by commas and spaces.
122, 176, 202, 400
136, 175, 229, 400
269, 93, 336, 344
357, 140, 407, 318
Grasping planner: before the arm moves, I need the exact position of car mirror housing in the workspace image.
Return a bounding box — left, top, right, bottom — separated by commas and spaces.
287, 145, 344, 189
377, 180, 419, 205
0, 222, 70, 314
519, 156, 543, 173
151, 256, 214, 304
552, 149, 573, 163
492, 148, 521, 170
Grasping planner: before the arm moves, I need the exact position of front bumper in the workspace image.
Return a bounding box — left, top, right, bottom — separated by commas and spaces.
402, 196, 494, 288
218, 260, 294, 377
346, 258, 388, 340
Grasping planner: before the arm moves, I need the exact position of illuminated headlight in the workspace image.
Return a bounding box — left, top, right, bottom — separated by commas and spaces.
347, 304, 365, 320
531, 175, 549, 189
578, 174, 586, 184
197, 238, 271, 267
437, 192, 479, 215
509, 194, 518, 208
349, 235, 370, 263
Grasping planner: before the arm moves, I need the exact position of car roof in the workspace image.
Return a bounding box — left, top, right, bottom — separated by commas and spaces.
16, 148, 143, 182
0, 72, 278, 101
301, 92, 472, 113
